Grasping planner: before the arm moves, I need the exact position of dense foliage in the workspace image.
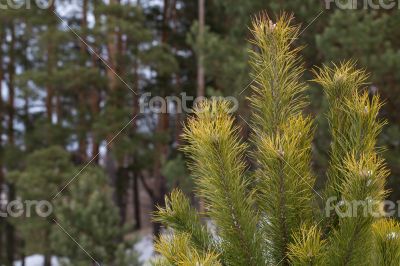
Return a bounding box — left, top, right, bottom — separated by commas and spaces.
154, 14, 400, 266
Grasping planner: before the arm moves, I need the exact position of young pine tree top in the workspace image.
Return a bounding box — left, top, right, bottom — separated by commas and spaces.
153, 13, 400, 266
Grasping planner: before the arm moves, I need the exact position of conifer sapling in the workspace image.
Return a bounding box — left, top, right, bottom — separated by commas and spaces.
153, 13, 400, 266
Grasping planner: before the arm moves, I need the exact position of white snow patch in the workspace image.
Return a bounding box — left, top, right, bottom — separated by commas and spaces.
14, 255, 59, 266
13, 235, 155, 265
135, 234, 154, 263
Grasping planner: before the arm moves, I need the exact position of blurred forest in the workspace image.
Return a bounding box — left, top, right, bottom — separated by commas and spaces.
0, 0, 399, 265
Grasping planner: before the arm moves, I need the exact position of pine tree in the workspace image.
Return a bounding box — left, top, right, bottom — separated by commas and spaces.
51, 166, 139, 266
6, 146, 74, 266
154, 13, 400, 265
316, 8, 400, 217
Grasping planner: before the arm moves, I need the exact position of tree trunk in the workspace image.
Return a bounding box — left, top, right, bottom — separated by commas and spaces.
197, 0, 206, 213
46, 2, 56, 122
55, 94, 62, 125
106, 0, 119, 92
20, 240, 25, 266
77, 0, 89, 162
171, 0, 182, 146
6, 23, 16, 266
131, 40, 140, 229
197, 0, 205, 98
116, 168, 128, 225
77, 91, 87, 161
152, 111, 169, 237
43, 254, 51, 266
0, 22, 4, 263
89, 87, 100, 162
148, 0, 172, 238
6, 186, 15, 266
151, 180, 166, 237
105, 0, 129, 224
132, 173, 141, 230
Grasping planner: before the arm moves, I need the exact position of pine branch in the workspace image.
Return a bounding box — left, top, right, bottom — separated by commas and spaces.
154, 233, 221, 266
248, 13, 316, 264
324, 154, 388, 266
154, 189, 213, 252
314, 63, 386, 231
372, 219, 400, 266
288, 224, 327, 266
181, 100, 264, 266
248, 13, 308, 135
314, 62, 388, 264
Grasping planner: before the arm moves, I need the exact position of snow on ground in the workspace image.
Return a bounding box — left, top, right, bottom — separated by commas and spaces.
13, 234, 155, 266
14, 255, 60, 266
135, 234, 155, 264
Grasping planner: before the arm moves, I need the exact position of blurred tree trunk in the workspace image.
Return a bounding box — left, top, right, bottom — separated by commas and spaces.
151, 0, 171, 238
171, 0, 182, 146
197, 0, 205, 98
45, 42, 54, 122
6, 23, 16, 266
105, 0, 128, 225
90, 0, 100, 163
89, 86, 100, 162
0, 23, 4, 263
106, 0, 119, 92
45, 3, 56, 123
43, 227, 51, 266
43, 253, 51, 266
78, 0, 89, 162
197, 0, 206, 213
131, 45, 141, 229
55, 93, 62, 125
132, 172, 141, 230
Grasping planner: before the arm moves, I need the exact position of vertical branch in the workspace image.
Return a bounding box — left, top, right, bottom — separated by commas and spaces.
249, 14, 315, 265
314, 64, 387, 265
182, 100, 264, 265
